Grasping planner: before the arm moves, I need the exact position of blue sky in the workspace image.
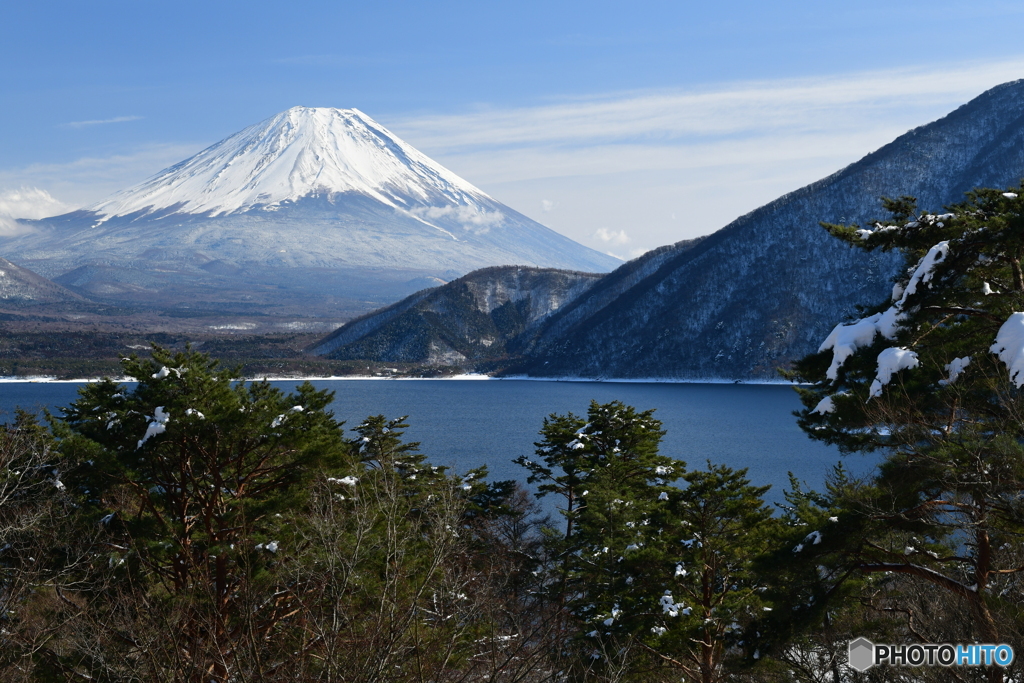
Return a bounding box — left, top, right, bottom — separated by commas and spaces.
3, 1, 1024, 256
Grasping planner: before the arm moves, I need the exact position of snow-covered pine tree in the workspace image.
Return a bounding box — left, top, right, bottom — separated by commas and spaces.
792, 185, 1024, 681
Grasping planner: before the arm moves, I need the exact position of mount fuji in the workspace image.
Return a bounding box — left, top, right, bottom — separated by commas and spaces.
3, 107, 619, 317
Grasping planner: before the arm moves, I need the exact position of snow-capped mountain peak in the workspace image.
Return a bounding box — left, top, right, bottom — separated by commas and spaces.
89, 106, 492, 220
3, 105, 619, 316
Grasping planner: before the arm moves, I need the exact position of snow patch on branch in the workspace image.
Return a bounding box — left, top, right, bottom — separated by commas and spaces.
868, 347, 920, 398
270, 405, 304, 429
811, 395, 836, 415
151, 366, 186, 380
939, 356, 971, 386
794, 529, 824, 552
991, 313, 1024, 387
902, 241, 948, 300
137, 407, 170, 449
660, 591, 688, 617
891, 281, 905, 302
855, 223, 898, 240
818, 309, 903, 381
601, 604, 621, 626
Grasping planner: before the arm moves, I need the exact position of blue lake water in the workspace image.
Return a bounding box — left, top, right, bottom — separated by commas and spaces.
0, 379, 876, 507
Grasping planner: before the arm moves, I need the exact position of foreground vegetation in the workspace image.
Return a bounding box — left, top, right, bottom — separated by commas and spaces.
0, 347, 1019, 682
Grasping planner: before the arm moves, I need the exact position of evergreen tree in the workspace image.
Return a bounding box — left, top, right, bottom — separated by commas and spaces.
792, 186, 1024, 682
295, 412, 537, 681
644, 463, 776, 683
54, 346, 352, 681
754, 466, 894, 683
294, 413, 466, 679
518, 401, 779, 682
516, 400, 683, 678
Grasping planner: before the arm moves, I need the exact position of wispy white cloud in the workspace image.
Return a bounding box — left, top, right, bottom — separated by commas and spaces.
0, 187, 70, 220
62, 115, 144, 129
594, 227, 642, 261
393, 61, 1024, 154
410, 205, 505, 235
0, 216, 26, 237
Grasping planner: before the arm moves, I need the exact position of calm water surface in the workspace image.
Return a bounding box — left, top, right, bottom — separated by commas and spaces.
0, 379, 875, 504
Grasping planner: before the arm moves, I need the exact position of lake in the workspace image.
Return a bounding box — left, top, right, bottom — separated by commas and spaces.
0, 378, 875, 507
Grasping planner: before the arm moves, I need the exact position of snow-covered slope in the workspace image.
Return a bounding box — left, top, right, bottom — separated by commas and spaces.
2, 107, 619, 316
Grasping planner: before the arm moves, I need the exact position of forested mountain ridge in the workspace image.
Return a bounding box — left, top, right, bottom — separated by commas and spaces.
511, 79, 1024, 379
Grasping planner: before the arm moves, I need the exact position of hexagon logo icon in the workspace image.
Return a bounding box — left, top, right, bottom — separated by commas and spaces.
848, 637, 875, 672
